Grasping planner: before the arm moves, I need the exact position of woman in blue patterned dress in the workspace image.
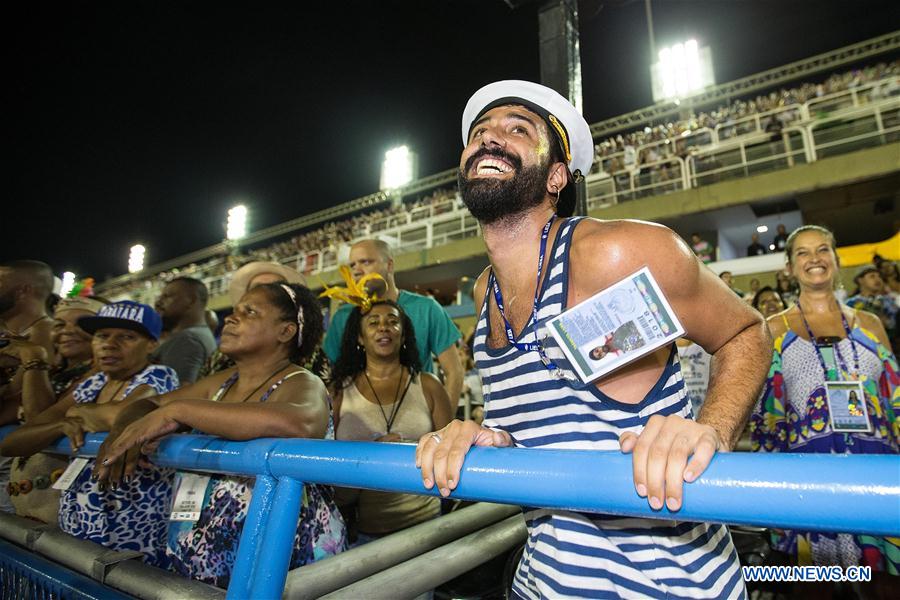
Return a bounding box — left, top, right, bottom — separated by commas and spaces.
1, 300, 179, 567
750, 226, 900, 579
96, 283, 346, 588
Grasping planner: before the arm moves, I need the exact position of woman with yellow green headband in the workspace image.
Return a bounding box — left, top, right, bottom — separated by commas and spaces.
327, 276, 452, 543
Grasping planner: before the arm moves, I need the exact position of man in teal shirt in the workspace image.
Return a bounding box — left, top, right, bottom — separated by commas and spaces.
323, 239, 462, 413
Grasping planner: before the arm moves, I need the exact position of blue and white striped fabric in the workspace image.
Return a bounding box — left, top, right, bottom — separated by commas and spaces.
475, 217, 745, 599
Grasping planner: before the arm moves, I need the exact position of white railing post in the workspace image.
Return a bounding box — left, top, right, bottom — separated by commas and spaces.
739, 142, 749, 177
873, 105, 885, 141
783, 131, 794, 168
676, 156, 688, 191
805, 122, 819, 162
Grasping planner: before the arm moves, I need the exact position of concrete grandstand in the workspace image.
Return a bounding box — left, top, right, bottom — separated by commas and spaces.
95, 32, 900, 334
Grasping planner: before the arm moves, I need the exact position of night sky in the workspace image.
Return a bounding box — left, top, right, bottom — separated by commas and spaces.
5, 1, 898, 281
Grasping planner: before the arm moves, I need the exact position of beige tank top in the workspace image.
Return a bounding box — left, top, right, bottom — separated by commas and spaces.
334, 374, 439, 534
336, 375, 433, 442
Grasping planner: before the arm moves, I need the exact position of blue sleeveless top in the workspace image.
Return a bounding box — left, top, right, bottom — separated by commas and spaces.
474, 217, 746, 599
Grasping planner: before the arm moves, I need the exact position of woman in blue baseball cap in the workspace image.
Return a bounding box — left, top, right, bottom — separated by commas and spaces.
1, 300, 179, 567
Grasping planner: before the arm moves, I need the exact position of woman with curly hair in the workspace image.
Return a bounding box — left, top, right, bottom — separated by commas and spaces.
331, 299, 451, 543
95, 283, 346, 587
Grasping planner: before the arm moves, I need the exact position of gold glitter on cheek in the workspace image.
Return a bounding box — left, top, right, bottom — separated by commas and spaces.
535, 133, 550, 160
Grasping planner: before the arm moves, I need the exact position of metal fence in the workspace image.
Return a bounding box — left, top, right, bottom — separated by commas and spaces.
0, 538, 132, 600
0, 426, 896, 599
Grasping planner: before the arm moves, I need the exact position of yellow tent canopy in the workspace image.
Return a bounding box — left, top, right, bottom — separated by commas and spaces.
836, 231, 900, 267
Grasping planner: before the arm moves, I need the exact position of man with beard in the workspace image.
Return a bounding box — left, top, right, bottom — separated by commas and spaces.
151, 277, 215, 384
416, 81, 771, 598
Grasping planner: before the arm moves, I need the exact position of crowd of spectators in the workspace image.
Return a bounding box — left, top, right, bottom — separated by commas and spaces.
592, 60, 899, 178
101, 188, 462, 301
97, 62, 899, 303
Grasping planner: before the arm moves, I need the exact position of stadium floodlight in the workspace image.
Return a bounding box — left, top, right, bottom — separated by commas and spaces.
380, 145, 418, 191
227, 204, 248, 241
128, 244, 146, 274
651, 39, 715, 102
60, 271, 76, 297
756, 225, 769, 233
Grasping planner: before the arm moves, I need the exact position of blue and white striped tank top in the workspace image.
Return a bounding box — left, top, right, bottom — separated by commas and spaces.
474, 217, 745, 599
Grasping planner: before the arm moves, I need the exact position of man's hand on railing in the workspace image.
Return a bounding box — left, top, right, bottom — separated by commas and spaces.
94, 407, 179, 488
415, 419, 512, 498
619, 414, 723, 513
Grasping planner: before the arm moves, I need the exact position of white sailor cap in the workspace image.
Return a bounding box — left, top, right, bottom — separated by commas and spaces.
461, 80, 594, 178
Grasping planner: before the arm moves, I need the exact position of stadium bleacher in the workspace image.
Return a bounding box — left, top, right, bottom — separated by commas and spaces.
96, 59, 899, 308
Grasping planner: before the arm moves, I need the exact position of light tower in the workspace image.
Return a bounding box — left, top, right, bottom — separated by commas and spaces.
226, 204, 248, 241
128, 245, 146, 274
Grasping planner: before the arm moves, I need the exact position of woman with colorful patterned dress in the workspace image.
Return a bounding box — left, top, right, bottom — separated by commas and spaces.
750, 225, 900, 577
2, 300, 179, 567
96, 283, 346, 588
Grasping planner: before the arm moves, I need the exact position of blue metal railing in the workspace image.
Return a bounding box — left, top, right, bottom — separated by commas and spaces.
2, 426, 899, 599
0, 538, 132, 600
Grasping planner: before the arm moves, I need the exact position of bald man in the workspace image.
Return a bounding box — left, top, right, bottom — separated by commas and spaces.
0, 260, 56, 423
0, 260, 56, 513
0, 261, 55, 354
323, 239, 463, 412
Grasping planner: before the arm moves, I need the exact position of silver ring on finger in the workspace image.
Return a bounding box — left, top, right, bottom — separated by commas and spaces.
430, 433, 442, 444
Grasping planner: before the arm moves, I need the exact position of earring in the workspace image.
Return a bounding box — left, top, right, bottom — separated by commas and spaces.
550, 185, 560, 211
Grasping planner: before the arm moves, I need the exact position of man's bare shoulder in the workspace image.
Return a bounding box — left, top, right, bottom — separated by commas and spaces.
30, 317, 54, 339
569, 218, 696, 287
32, 318, 54, 333
572, 218, 687, 261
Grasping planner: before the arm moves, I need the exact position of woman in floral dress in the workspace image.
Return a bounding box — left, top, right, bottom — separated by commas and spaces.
751, 226, 899, 578
96, 283, 345, 588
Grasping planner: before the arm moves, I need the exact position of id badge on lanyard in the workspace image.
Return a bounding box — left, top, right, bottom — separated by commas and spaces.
169, 472, 210, 522
819, 342, 872, 434
52, 458, 90, 491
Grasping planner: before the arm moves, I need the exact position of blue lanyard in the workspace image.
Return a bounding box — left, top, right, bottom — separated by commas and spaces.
489, 215, 559, 370
798, 302, 859, 378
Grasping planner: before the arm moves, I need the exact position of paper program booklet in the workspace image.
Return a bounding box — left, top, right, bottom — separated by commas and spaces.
545, 267, 685, 384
